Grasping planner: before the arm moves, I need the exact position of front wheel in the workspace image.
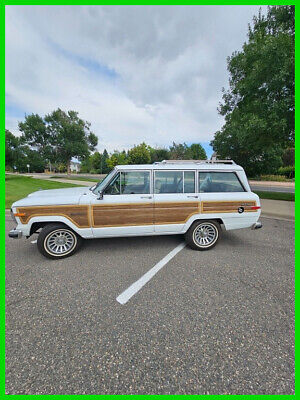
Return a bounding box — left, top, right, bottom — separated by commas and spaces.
185, 220, 221, 251
37, 223, 82, 259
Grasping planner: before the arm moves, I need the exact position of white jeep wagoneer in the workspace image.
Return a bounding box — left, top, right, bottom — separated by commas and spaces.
9, 160, 262, 259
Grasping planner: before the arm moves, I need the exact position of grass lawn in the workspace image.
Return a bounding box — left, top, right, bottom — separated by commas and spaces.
50, 176, 100, 182
5, 175, 80, 209
254, 191, 295, 202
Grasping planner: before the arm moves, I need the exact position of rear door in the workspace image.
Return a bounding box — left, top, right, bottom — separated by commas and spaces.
153, 170, 200, 233
91, 170, 154, 237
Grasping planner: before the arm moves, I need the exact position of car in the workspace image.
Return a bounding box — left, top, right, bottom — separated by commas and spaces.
8, 160, 262, 259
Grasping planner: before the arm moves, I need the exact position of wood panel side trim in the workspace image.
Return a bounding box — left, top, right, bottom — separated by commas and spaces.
16, 205, 90, 228
201, 200, 257, 214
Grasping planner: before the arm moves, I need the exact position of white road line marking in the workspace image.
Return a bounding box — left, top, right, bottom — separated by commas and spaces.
116, 242, 186, 305
31, 240, 37, 244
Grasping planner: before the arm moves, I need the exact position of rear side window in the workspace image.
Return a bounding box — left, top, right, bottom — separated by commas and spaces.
154, 171, 196, 193
155, 171, 183, 193
199, 172, 245, 193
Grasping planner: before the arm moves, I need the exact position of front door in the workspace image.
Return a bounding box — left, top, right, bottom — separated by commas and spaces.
153, 170, 199, 233
91, 170, 154, 237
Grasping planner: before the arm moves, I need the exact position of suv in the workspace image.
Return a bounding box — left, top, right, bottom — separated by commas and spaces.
9, 160, 262, 259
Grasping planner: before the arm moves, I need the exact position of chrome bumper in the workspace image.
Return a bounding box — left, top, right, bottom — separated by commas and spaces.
8, 229, 23, 239
251, 221, 263, 230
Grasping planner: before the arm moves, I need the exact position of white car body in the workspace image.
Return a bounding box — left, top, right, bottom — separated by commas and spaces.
9, 161, 261, 243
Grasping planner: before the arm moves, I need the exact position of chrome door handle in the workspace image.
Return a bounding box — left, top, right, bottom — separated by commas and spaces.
140, 196, 152, 199
187, 195, 198, 198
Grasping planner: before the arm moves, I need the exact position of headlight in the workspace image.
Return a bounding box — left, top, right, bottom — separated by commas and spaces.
10, 208, 17, 224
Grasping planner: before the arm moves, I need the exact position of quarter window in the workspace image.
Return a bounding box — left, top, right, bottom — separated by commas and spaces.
199, 172, 245, 193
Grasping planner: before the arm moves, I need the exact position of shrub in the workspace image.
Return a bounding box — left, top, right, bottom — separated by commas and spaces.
90, 168, 100, 174
259, 175, 291, 182
278, 166, 295, 179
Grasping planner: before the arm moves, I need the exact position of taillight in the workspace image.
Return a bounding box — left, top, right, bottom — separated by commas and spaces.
250, 206, 261, 210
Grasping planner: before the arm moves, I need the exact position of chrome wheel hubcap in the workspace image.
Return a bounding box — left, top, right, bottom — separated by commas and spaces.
193, 223, 217, 247
45, 230, 76, 255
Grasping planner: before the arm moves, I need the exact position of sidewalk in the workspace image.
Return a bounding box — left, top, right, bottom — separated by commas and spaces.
260, 199, 294, 220
249, 180, 295, 188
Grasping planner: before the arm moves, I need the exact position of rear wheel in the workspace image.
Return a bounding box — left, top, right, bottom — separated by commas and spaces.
185, 220, 220, 250
37, 223, 82, 259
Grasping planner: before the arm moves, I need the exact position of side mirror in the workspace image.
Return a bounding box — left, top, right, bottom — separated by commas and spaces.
97, 190, 104, 200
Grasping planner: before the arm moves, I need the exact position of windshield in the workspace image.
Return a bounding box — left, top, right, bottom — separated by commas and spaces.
92, 169, 116, 195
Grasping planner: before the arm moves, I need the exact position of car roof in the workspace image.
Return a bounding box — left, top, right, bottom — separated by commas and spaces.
115, 163, 244, 171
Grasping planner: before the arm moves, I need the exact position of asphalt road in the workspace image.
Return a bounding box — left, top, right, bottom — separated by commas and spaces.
250, 185, 295, 193
5, 217, 294, 394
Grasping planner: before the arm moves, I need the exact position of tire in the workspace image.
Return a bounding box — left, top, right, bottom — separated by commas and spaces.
185, 220, 221, 251
37, 223, 82, 259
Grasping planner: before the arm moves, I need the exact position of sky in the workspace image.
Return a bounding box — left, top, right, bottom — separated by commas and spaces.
5, 5, 266, 158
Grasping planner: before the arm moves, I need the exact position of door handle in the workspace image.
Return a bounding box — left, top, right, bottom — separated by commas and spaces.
140, 196, 152, 199
187, 195, 198, 198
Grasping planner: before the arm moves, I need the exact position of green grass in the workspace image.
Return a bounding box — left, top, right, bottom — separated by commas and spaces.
50, 175, 100, 182
5, 175, 80, 209
254, 191, 295, 202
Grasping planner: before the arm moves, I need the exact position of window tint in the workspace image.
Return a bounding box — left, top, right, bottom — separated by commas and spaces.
105, 171, 150, 195
199, 172, 245, 193
155, 171, 183, 193
184, 171, 195, 193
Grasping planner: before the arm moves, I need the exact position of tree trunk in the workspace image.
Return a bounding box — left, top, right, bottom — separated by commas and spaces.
67, 159, 71, 175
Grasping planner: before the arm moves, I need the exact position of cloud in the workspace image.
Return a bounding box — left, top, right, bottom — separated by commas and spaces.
5, 5, 266, 153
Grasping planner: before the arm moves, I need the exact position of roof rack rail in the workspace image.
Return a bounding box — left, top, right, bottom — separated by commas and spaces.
154, 159, 236, 165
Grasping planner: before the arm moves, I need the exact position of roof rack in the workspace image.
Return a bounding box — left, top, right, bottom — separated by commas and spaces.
154, 159, 236, 165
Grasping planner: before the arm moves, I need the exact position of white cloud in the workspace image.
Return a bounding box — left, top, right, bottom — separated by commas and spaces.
5, 5, 266, 152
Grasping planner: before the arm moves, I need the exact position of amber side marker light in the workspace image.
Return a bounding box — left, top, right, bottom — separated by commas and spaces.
250, 206, 261, 210
14, 212, 26, 217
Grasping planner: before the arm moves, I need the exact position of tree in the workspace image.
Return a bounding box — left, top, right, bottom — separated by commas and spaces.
19, 114, 53, 162
90, 152, 102, 172
19, 109, 98, 173
211, 6, 294, 175
127, 143, 151, 164
5, 130, 19, 168
282, 147, 294, 166
101, 149, 110, 174
150, 147, 170, 163
169, 142, 192, 159
189, 143, 206, 160
106, 151, 128, 170
44, 109, 98, 173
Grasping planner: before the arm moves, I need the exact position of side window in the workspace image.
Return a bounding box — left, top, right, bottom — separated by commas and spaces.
121, 171, 150, 194
105, 171, 150, 195
155, 171, 183, 194
105, 172, 121, 195
199, 172, 245, 193
184, 171, 195, 193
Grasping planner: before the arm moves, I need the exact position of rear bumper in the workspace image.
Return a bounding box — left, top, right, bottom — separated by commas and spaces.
8, 229, 23, 239
251, 221, 263, 230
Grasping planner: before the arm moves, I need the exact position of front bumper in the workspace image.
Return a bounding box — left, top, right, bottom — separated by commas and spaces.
8, 229, 23, 239
251, 221, 263, 230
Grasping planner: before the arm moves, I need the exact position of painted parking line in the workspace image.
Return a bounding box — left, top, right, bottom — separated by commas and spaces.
116, 242, 186, 305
